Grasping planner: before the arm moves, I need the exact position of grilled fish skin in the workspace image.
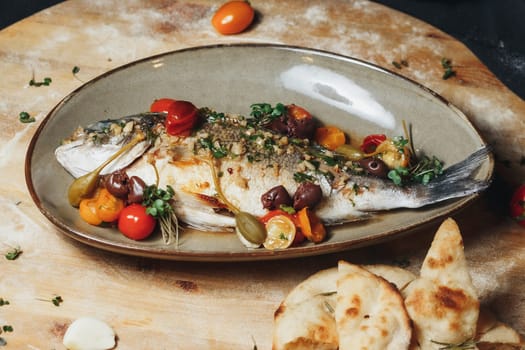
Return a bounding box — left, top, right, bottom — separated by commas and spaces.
55, 110, 491, 231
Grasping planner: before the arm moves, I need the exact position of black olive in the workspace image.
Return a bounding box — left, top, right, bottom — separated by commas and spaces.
127, 176, 147, 203
261, 185, 293, 210
287, 115, 316, 139
359, 157, 389, 178
105, 170, 129, 198
293, 182, 323, 211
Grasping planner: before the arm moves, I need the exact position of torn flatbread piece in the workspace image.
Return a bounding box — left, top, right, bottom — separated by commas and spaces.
272, 293, 338, 350
404, 218, 479, 349
336, 260, 412, 350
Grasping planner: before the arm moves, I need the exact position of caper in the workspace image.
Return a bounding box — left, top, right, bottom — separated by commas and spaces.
335, 144, 364, 161
359, 157, 389, 178
235, 211, 267, 246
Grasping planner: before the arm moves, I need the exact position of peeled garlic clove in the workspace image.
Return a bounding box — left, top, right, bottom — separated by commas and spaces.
63, 317, 115, 350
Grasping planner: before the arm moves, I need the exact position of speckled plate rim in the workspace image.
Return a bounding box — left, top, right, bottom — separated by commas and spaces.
25, 43, 493, 261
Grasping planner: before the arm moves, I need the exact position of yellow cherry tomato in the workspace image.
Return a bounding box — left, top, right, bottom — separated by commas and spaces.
79, 198, 103, 226
95, 188, 124, 223
263, 214, 296, 250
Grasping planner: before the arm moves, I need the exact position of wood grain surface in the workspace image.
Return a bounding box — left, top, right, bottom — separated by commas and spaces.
0, 1, 524, 349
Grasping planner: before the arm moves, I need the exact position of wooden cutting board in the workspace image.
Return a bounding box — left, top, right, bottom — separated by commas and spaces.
0, 1, 523, 348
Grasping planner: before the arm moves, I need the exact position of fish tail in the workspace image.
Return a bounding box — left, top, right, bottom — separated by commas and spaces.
415, 146, 492, 206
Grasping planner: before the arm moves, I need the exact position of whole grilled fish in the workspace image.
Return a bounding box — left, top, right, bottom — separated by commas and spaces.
55, 109, 491, 231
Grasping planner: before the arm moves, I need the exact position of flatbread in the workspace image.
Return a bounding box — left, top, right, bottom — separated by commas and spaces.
336, 261, 412, 350
404, 218, 480, 349
476, 307, 525, 345
273, 264, 415, 350
272, 293, 338, 350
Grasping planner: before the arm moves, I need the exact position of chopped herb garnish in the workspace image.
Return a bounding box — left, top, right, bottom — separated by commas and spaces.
198, 137, 228, 159
393, 136, 409, 152
5, 246, 22, 260
19, 111, 35, 124
72, 66, 80, 74
279, 205, 296, 214
293, 172, 315, 183
279, 233, 288, 240
0, 298, 9, 306
441, 57, 456, 80
392, 59, 409, 69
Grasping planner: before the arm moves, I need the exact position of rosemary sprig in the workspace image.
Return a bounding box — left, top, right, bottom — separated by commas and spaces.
431, 338, 477, 350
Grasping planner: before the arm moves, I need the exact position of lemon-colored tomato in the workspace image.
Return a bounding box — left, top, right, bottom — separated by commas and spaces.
79, 198, 103, 226
263, 214, 296, 250
95, 188, 124, 223
211, 1, 255, 35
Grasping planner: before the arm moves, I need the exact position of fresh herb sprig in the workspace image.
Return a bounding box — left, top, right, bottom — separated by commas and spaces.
441, 57, 456, 80
388, 155, 444, 186
142, 185, 179, 246
19, 112, 35, 124
37, 295, 63, 307
4, 246, 22, 260
249, 103, 286, 126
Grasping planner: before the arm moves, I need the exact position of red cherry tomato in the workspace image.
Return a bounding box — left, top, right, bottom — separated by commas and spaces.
360, 134, 387, 153
118, 204, 157, 240
150, 98, 199, 136
510, 184, 525, 227
150, 98, 177, 114
211, 1, 255, 35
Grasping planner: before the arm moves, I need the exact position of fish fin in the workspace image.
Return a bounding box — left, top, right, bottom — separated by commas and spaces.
414, 146, 492, 207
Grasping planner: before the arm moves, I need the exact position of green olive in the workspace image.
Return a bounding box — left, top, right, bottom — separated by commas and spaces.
335, 144, 364, 161
235, 211, 267, 246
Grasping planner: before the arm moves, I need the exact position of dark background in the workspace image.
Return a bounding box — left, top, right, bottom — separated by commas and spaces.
1, 0, 524, 100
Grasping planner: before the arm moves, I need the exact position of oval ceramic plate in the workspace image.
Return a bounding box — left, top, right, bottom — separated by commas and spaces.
26, 44, 492, 261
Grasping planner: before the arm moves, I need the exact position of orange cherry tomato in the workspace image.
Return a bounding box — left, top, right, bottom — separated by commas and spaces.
314, 126, 346, 151
79, 198, 103, 226
95, 188, 125, 222
211, 1, 255, 35
296, 207, 326, 243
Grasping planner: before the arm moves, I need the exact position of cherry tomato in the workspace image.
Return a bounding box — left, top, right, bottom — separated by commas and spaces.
510, 184, 525, 227
150, 98, 177, 114
287, 104, 312, 121
95, 188, 124, 222
118, 204, 157, 240
360, 134, 387, 153
211, 1, 255, 35
151, 98, 199, 136
79, 197, 103, 226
